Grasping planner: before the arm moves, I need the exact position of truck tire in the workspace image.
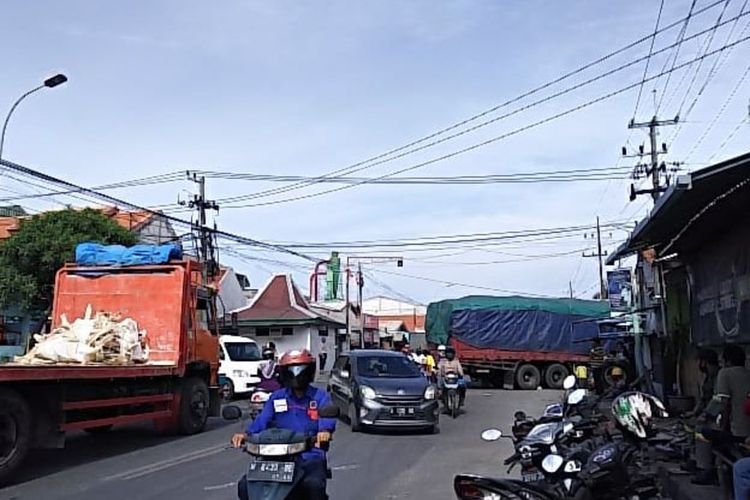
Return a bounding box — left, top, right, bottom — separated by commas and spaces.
0, 388, 32, 485
515, 364, 541, 390
544, 363, 569, 389
178, 377, 210, 435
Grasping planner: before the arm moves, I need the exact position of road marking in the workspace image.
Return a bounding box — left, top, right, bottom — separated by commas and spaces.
204, 482, 235, 491
332, 463, 360, 471
103, 444, 226, 481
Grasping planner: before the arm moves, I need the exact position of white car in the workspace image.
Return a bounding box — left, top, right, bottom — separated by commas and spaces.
219, 335, 263, 400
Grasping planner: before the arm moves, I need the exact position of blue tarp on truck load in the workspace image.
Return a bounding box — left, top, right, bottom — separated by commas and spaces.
75, 243, 182, 266
450, 308, 604, 354
426, 295, 611, 347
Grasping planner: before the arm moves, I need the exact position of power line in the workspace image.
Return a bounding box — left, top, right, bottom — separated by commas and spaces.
217, 28, 750, 210
204, 1, 732, 207
633, 0, 666, 119
656, 0, 701, 113
707, 115, 749, 162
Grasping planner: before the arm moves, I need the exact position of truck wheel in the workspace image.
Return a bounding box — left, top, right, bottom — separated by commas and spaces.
544, 364, 569, 389
0, 388, 32, 485
516, 364, 541, 390
178, 377, 210, 435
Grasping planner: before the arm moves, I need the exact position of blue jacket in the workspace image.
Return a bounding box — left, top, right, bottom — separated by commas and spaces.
247, 386, 336, 460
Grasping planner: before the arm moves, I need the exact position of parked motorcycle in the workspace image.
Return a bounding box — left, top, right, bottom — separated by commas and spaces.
223, 404, 339, 500
443, 371, 461, 419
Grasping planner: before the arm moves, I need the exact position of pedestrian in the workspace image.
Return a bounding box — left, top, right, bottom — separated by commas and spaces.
685, 349, 719, 419
318, 335, 329, 373
589, 338, 605, 394
693, 344, 750, 485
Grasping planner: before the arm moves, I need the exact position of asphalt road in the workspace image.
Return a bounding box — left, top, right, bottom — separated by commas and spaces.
1, 388, 559, 500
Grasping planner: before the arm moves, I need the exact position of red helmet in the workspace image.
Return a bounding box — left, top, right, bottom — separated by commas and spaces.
278, 349, 316, 390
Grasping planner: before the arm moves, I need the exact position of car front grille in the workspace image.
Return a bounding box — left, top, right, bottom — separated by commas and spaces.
375, 394, 423, 406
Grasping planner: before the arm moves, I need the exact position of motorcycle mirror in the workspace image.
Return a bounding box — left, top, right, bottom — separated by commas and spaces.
513, 410, 527, 421
340, 370, 350, 379
562, 375, 576, 390
319, 404, 340, 418
480, 428, 503, 441
542, 454, 564, 473
567, 388, 587, 405
222, 405, 242, 421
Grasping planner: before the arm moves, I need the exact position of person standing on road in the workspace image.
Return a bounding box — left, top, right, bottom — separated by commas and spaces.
232, 349, 335, 500
318, 335, 330, 374
589, 338, 605, 394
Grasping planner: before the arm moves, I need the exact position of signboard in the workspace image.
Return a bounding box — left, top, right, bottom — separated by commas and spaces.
607, 269, 633, 312
363, 314, 379, 330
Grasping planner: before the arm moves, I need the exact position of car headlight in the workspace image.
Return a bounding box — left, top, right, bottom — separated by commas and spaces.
232, 369, 250, 378
360, 385, 377, 400
424, 386, 436, 400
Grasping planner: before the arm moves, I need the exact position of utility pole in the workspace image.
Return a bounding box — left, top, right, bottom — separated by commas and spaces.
583, 217, 608, 300
345, 255, 404, 350
626, 115, 679, 202
184, 173, 220, 282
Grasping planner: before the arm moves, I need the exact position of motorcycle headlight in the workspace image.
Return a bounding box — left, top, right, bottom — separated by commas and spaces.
258, 444, 290, 456
542, 454, 563, 473
360, 385, 377, 401
245, 443, 261, 455
232, 369, 250, 378
287, 442, 307, 455
564, 460, 582, 473
424, 386, 436, 400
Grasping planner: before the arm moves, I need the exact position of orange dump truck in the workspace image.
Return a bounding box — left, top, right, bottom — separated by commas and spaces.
0, 259, 221, 483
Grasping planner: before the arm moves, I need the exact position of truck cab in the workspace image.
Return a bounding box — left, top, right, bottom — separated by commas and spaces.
219, 335, 262, 399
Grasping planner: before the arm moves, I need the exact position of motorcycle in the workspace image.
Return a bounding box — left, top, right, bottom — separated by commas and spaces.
443, 371, 461, 419
223, 403, 339, 500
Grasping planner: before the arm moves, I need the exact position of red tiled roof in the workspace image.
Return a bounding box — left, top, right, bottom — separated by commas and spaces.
234, 274, 319, 321
375, 314, 425, 333
0, 207, 157, 241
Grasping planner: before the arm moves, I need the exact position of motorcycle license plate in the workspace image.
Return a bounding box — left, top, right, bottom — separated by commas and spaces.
521, 471, 544, 483
390, 407, 415, 416
247, 460, 295, 483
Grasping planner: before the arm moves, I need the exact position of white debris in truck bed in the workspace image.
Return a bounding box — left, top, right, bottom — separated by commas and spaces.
13, 304, 149, 365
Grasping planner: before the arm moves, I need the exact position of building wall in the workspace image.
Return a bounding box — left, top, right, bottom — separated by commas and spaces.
218, 268, 249, 317
137, 216, 177, 245
237, 324, 336, 372
362, 297, 426, 316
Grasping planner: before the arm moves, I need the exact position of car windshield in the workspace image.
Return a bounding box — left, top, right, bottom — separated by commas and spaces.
224, 342, 261, 362
357, 355, 421, 378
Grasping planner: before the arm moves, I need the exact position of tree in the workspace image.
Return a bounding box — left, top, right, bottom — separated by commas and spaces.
0, 209, 138, 310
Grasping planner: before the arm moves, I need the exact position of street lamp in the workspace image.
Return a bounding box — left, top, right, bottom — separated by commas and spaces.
0, 73, 68, 162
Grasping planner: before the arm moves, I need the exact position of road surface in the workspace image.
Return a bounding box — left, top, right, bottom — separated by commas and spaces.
1, 388, 559, 500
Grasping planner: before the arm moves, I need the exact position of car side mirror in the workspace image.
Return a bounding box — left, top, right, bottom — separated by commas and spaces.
222, 405, 242, 421
340, 370, 350, 379
319, 404, 340, 418
563, 375, 576, 390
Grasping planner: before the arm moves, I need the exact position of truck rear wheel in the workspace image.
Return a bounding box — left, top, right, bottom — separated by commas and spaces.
544, 364, 569, 389
515, 364, 541, 390
178, 377, 210, 435
0, 388, 32, 485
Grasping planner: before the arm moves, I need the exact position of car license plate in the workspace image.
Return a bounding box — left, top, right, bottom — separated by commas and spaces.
390, 407, 416, 416
247, 460, 295, 483
521, 470, 544, 483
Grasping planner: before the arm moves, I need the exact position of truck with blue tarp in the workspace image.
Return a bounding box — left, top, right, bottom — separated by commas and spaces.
425, 296, 611, 390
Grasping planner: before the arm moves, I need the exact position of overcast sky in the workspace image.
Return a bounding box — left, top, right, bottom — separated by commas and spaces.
2, 0, 749, 304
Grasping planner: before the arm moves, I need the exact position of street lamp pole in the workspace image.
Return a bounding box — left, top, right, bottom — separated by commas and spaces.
0, 74, 68, 162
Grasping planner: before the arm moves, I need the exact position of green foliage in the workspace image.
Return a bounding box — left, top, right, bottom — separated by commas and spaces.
0, 209, 138, 310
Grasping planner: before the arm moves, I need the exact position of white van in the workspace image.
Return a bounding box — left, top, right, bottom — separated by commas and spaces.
219, 335, 263, 399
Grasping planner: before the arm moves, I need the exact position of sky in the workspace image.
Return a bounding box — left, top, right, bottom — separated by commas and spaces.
1, 0, 749, 304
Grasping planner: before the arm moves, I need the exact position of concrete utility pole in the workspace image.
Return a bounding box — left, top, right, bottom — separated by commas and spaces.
185, 173, 220, 282
627, 115, 679, 202
583, 217, 608, 300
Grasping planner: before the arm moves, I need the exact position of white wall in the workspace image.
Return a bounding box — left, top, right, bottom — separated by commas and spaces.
218, 268, 249, 317
362, 297, 426, 316
240, 324, 335, 372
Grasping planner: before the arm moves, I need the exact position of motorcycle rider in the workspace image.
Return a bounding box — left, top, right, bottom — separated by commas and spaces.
438, 346, 466, 406
232, 349, 335, 500
256, 346, 282, 392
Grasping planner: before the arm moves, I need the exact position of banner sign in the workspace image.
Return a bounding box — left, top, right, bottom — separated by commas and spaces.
607, 269, 633, 311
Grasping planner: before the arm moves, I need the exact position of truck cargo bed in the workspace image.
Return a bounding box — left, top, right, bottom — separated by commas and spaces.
453, 338, 589, 363
0, 362, 178, 381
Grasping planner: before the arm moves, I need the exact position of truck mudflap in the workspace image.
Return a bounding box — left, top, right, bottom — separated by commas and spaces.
208, 385, 221, 417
